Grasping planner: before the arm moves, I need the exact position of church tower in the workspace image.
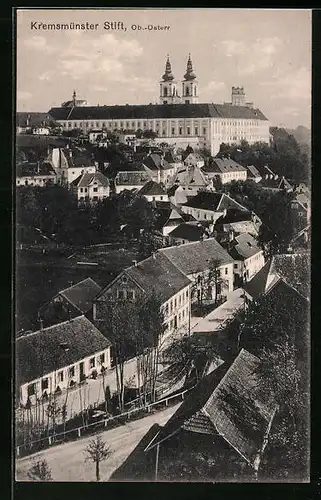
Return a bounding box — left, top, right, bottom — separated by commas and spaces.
182, 54, 198, 104
160, 55, 180, 105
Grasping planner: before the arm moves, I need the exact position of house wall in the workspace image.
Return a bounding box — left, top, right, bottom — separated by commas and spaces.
76, 181, 110, 203
16, 175, 57, 187
32, 128, 50, 135
187, 262, 234, 303
20, 347, 111, 406
61, 165, 96, 185
212, 170, 247, 184
93, 272, 191, 340
233, 250, 265, 281
143, 193, 169, 203
115, 184, 143, 194
181, 205, 224, 223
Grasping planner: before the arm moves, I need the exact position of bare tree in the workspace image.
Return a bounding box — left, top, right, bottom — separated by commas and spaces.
83, 434, 113, 482
27, 457, 53, 481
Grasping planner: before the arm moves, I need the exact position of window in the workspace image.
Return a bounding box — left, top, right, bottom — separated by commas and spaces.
93, 196, 98, 201
234, 263, 238, 269
126, 122, 130, 129
117, 290, 125, 300
100, 353, 105, 364
90, 357, 95, 368
41, 378, 49, 390
225, 267, 228, 275
187, 127, 190, 135
171, 127, 175, 135
203, 127, 206, 135
28, 383, 36, 396
186, 87, 190, 96
127, 290, 135, 301
174, 298, 177, 308
186, 289, 189, 298
179, 127, 183, 135
80, 188, 83, 193
160, 196, 163, 200
58, 371, 64, 382
69, 366, 75, 378
195, 127, 198, 135
93, 187, 98, 192
185, 100, 190, 104
164, 87, 168, 97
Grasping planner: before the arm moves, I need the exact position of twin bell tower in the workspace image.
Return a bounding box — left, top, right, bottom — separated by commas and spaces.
159, 54, 199, 105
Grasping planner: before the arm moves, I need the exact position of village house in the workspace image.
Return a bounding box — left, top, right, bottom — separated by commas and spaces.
32, 126, 50, 136
88, 129, 108, 144
227, 233, 265, 284
245, 164, 262, 183
93, 252, 192, 340
16, 315, 112, 407
168, 222, 209, 245
38, 278, 102, 327
243, 258, 281, 301
202, 157, 247, 184
142, 153, 178, 185
158, 238, 234, 303
111, 349, 277, 480
71, 171, 110, 204
137, 180, 169, 202
16, 112, 55, 135
214, 208, 262, 238
181, 191, 248, 223
47, 147, 97, 185
183, 150, 205, 169
173, 165, 210, 197
16, 161, 57, 187
259, 173, 293, 193
114, 170, 151, 194
154, 206, 195, 237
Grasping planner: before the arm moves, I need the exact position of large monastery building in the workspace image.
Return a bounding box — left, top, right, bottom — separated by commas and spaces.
49, 55, 270, 156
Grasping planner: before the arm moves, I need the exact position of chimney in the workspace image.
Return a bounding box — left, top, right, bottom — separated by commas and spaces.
132, 260, 137, 267
37, 161, 40, 174
152, 252, 156, 260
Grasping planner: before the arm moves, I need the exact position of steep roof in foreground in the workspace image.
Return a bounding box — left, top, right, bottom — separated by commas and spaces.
228, 233, 262, 260
182, 192, 247, 212
203, 157, 247, 174
59, 277, 102, 314
49, 103, 268, 121
243, 259, 281, 300
158, 238, 233, 275
16, 316, 111, 386
138, 180, 167, 196
168, 223, 206, 242
71, 171, 109, 188
147, 349, 277, 471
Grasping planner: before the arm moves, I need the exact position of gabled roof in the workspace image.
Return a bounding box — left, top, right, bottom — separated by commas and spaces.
59, 278, 102, 314
138, 180, 167, 196
164, 151, 181, 164
203, 157, 247, 174
147, 349, 277, 471
260, 175, 293, 191
168, 223, 206, 242
16, 162, 56, 178
142, 154, 171, 171
182, 192, 247, 212
16, 112, 54, 128
228, 233, 262, 260
115, 170, 150, 186
158, 237, 233, 275
49, 103, 268, 121
16, 316, 111, 386
96, 252, 192, 304
215, 208, 253, 225
243, 259, 281, 300
174, 166, 208, 187
184, 152, 204, 163
246, 165, 262, 179
71, 171, 109, 188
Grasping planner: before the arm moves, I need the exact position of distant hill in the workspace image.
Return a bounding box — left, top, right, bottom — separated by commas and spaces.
286, 126, 311, 146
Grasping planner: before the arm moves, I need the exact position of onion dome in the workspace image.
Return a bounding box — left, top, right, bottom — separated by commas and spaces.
162, 55, 174, 81
184, 54, 196, 81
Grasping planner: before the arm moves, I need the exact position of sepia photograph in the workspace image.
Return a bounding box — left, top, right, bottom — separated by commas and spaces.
15, 8, 311, 483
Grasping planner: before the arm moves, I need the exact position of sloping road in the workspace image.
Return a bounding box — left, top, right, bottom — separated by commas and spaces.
16, 402, 181, 482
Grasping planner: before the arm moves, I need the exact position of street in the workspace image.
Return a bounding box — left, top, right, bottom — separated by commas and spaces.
16, 402, 181, 482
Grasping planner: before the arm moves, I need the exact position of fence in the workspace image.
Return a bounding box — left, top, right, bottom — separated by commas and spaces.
15, 386, 193, 459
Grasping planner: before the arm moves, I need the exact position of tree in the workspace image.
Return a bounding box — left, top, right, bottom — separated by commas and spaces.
27, 458, 53, 481
83, 434, 113, 482
143, 130, 158, 139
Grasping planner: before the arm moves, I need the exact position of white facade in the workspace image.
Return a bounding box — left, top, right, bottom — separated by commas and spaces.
142, 192, 169, 203
160, 284, 191, 339
89, 130, 108, 143
32, 127, 50, 135
181, 205, 226, 223
73, 176, 110, 203
212, 169, 247, 184
16, 175, 56, 187
55, 116, 270, 157
188, 263, 234, 303
61, 165, 96, 185
233, 250, 265, 282
20, 347, 111, 406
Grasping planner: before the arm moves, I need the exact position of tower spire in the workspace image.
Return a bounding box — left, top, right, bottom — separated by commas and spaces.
162, 54, 174, 81
72, 90, 76, 106
184, 54, 196, 81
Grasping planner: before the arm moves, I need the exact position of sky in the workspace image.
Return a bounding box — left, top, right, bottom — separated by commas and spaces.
16, 8, 311, 129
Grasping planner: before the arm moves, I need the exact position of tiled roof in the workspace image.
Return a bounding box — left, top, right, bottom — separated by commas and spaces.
16, 316, 111, 386
182, 192, 247, 212
174, 166, 209, 187
246, 165, 262, 179
216, 208, 252, 224
49, 103, 268, 121
16, 112, 54, 128
138, 180, 167, 196
148, 349, 277, 471
164, 151, 180, 164
142, 154, 171, 171
59, 278, 102, 314
115, 170, 150, 186
184, 152, 204, 163
168, 223, 206, 242
124, 252, 192, 303
17, 162, 56, 178
243, 259, 281, 299
203, 158, 247, 174
228, 233, 262, 260
71, 171, 109, 188
158, 238, 233, 275
260, 175, 293, 191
